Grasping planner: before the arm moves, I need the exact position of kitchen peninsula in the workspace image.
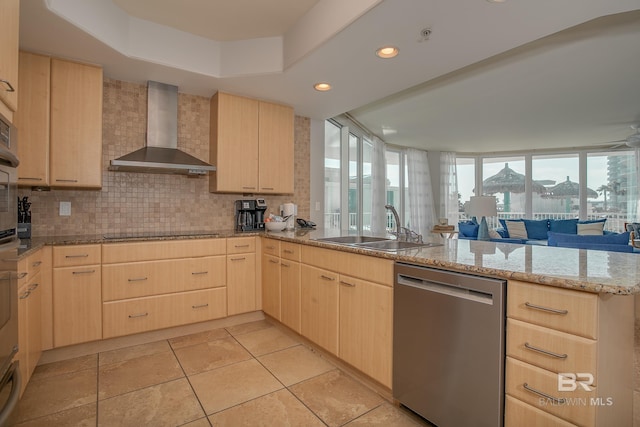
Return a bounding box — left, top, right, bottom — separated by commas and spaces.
15, 231, 638, 426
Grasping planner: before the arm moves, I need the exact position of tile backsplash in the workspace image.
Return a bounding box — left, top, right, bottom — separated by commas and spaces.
19, 79, 310, 237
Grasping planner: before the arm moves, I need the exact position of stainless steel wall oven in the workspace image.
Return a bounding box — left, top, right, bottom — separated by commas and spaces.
0, 111, 21, 425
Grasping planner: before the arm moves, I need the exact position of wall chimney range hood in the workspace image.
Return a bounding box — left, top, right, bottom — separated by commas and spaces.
110, 81, 216, 176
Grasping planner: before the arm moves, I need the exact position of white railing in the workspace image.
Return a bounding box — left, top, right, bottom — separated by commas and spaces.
324, 211, 633, 233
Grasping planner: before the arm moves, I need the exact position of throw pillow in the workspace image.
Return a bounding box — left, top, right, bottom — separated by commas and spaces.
499, 218, 522, 238
505, 220, 528, 239
549, 218, 578, 234
458, 221, 479, 238
488, 229, 502, 239
577, 222, 604, 235
523, 219, 550, 240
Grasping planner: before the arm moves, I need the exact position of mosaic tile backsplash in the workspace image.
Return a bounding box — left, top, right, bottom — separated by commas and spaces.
19, 79, 311, 237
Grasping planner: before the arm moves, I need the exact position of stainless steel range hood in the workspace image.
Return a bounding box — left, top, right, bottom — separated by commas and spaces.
110, 81, 216, 176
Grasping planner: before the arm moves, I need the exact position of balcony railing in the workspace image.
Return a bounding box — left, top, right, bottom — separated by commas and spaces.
324, 211, 632, 233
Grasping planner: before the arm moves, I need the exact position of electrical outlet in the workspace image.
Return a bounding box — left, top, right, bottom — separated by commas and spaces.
59, 201, 71, 216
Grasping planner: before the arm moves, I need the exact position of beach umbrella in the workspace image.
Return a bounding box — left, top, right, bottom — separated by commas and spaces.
545, 176, 598, 213
481, 163, 547, 212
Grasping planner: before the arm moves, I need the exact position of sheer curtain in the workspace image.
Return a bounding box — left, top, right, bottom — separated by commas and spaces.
370, 136, 387, 234
406, 148, 436, 238
439, 152, 458, 226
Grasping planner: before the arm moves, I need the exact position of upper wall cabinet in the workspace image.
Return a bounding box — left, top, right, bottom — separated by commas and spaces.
210, 92, 294, 194
0, 0, 19, 122
17, 54, 103, 189
15, 52, 50, 186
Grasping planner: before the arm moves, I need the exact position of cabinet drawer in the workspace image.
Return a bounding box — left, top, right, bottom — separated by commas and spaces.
301, 245, 341, 271
180, 256, 226, 291
17, 258, 28, 288
102, 260, 176, 301
506, 357, 595, 427
102, 238, 226, 264
280, 242, 301, 262
507, 280, 598, 339
505, 396, 576, 427
227, 237, 256, 254
27, 249, 44, 277
53, 245, 101, 267
507, 319, 597, 383
103, 288, 227, 338
262, 239, 280, 256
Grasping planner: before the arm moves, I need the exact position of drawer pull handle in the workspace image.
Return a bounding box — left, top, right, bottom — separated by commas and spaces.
128, 277, 148, 282
234, 244, 250, 248
269, 259, 279, 264
340, 280, 355, 287
283, 249, 294, 254
65, 254, 89, 258
242, 186, 256, 190
72, 269, 96, 275
281, 262, 290, 268
128, 312, 149, 319
18, 177, 43, 181
192, 271, 208, 275
524, 342, 568, 359
261, 187, 274, 191
192, 303, 209, 309
320, 275, 335, 281
17, 272, 27, 279
266, 246, 275, 250
19, 290, 31, 299
0, 79, 15, 92
230, 257, 246, 261
524, 302, 568, 315
523, 383, 565, 405
27, 283, 39, 292
31, 261, 42, 267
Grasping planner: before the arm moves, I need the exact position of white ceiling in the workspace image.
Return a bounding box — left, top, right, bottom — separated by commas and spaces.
18, 0, 640, 153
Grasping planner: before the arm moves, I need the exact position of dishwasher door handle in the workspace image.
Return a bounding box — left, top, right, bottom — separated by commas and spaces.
397, 274, 494, 305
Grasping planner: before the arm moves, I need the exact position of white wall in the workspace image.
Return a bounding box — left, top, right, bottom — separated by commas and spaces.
309, 118, 325, 226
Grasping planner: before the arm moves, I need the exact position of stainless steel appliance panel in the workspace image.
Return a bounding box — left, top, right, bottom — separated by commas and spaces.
393, 262, 506, 427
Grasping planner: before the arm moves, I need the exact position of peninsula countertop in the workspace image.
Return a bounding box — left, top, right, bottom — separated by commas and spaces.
18, 228, 640, 295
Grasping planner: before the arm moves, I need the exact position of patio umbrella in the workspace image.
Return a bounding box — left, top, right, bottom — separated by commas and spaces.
545, 176, 598, 213
481, 163, 547, 212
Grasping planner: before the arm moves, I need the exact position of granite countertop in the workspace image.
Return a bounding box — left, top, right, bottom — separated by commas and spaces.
19, 228, 640, 295
262, 229, 640, 295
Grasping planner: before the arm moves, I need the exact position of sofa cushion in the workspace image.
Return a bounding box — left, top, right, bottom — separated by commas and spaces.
548, 231, 630, 247
505, 220, 528, 239
549, 218, 578, 234
577, 222, 604, 235
523, 219, 550, 240
557, 242, 634, 253
458, 221, 479, 238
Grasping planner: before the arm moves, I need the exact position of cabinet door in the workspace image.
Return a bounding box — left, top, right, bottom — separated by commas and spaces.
227, 253, 256, 315
339, 275, 393, 387
300, 265, 338, 355
280, 260, 301, 333
210, 92, 259, 192
26, 274, 42, 381
53, 265, 102, 347
50, 58, 103, 188
0, 0, 19, 115
16, 51, 50, 186
261, 254, 280, 320
258, 101, 294, 193
17, 282, 27, 396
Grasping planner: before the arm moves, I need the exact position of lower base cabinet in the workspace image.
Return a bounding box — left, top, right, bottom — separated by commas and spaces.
103, 288, 227, 338
227, 237, 257, 316
300, 265, 339, 355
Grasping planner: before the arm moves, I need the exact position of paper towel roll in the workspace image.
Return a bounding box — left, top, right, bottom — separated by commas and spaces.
282, 203, 297, 230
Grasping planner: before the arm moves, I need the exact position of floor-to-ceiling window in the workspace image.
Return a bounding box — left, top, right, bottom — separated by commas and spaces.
324, 120, 341, 230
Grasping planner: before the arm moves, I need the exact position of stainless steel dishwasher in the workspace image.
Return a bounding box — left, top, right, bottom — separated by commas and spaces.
393, 262, 506, 427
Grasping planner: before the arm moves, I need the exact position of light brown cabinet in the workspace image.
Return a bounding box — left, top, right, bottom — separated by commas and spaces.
279, 242, 301, 333
50, 58, 103, 188
0, 0, 19, 122
261, 253, 281, 319
300, 264, 339, 355
504, 280, 633, 427
227, 237, 257, 315
52, 245, 102, 347
209, 92, 294, 194
16, 51, 50, 186
102, 238, 227, 339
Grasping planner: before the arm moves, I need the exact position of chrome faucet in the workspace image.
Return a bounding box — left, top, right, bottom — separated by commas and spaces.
385, 204, 402, 240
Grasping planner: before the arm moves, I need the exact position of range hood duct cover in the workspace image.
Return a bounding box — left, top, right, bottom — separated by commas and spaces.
110, 81, 216, 176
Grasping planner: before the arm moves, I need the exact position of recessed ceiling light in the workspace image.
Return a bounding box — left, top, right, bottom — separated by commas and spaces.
375, 46, 399, 59
486, 0, 506, 3
314, 82, 331, 91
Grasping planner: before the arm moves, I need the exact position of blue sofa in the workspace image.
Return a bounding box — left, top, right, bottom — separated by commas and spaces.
458, 217, 634, 252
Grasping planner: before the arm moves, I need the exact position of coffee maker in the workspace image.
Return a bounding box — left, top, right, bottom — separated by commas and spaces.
235, 199, 267, 232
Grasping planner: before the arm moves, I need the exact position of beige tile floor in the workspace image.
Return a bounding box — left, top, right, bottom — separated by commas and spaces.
7, 320, 430, 426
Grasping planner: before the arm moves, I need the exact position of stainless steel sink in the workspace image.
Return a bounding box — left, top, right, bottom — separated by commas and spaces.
357, 240, 443, 252
315, 236, 391, 245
